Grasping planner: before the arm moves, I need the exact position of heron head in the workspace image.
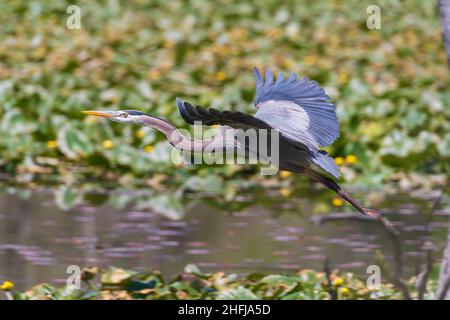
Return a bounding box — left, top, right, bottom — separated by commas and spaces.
82, 110, 149, 124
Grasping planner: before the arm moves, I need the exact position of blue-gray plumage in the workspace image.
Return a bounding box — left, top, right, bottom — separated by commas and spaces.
253, 68, 339, 147
83, 67, 395, 231
177, 68, 340, 179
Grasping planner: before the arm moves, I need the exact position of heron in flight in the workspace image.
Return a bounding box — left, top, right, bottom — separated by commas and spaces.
83, 68, 393, 228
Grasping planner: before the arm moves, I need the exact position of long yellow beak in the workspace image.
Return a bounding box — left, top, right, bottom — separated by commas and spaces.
81, 111, 113, 118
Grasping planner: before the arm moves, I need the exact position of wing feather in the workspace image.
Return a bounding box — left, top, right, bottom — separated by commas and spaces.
176, 98, 272, 130
253, 67, 339, 147
175, 83, 341, 179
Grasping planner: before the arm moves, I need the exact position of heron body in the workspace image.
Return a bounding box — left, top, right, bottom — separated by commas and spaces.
83, 67, 394, 228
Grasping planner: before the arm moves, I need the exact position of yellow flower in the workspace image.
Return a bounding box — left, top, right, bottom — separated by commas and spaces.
333, 277, 344, 286
304, 55, 316, 66
218, 45, 230, 56
32, 46, 46, 59
46, 140, 58, 149
345, 154, 358, 165
338, 72, 349, 84
101, 47, 114, 62
280, 187, 291, 197
135, 129, 146, 139
332, 197, 343, 207
144, 145, 154, 153
334, 157, 344, 166
102, 140, 114, 149
215, 71, 226, 81
280, 171, 292, 178
0, 281, 14, 291
339, 287, 350, 295
283, 59, 294, 70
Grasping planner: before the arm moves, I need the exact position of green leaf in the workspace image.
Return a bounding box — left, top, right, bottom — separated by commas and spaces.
54, 186, 81, 211
216, 286, 258, 300
136, 193, 184, 220
184, 264, 208, 279
127, 279, 157, 292
0, 109, 36, 134
57, 125, 93, 159
100, 268, 138, 285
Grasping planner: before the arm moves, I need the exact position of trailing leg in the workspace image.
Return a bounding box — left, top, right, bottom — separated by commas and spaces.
302, 169, 381, 218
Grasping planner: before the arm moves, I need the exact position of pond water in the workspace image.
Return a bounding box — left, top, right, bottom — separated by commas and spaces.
0, 185, 448, 290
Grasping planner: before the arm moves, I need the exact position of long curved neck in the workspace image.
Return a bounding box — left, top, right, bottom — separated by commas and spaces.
138, 115, 216, 152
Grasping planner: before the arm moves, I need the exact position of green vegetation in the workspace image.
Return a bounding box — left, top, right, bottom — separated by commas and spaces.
0, 0, 449, 301
0, 0, 448, 188
3, 265, 437, 300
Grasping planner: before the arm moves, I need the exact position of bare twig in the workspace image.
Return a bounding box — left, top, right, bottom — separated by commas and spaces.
438, 275, 450, 300
323, 257, 337, 300
388, 232, 411, 300
439, 0, 450, 65
416, 250, 434, 300
437, 218, 450, 300
415, 192, 444, 273
436, 0, 450, 299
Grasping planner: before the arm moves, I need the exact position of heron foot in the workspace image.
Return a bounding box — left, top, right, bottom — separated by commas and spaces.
364, 208, 398, 235
363, 208, 383, 218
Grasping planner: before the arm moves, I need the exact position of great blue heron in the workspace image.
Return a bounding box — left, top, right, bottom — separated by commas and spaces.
83, 68, 394, 229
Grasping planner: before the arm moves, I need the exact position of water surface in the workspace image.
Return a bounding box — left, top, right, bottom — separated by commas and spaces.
0, 186, 448, 290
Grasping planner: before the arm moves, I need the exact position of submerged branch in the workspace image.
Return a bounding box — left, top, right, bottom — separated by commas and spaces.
311, 212, 398, 236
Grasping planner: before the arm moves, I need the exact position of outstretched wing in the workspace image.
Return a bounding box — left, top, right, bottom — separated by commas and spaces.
176, 97, 340, 179
253, 68, 339, 149
176, 98, 272, 131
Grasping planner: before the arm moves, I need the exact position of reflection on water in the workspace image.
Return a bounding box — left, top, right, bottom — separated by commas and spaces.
0, 185, 448, 290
